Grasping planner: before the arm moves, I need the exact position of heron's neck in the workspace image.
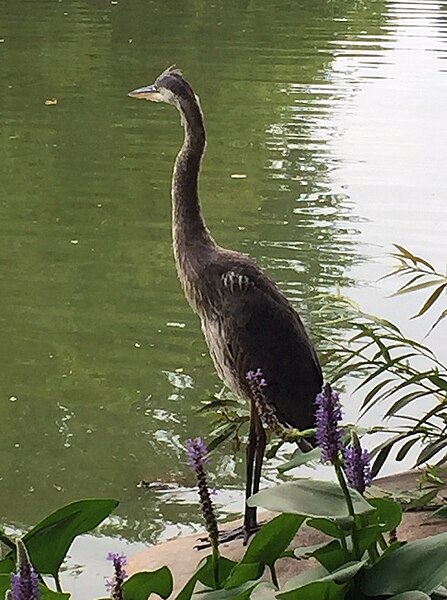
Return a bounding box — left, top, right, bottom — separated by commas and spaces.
172, 95, 213, 260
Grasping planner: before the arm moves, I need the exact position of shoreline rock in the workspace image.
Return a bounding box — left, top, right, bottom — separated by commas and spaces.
127, 469, 447, 596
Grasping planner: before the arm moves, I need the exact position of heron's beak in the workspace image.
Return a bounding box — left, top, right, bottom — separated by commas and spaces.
128, 84, 163, 102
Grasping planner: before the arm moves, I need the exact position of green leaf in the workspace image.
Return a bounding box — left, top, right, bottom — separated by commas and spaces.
416, 438, 447, 466
277, 580, 346, 600
294, 542, 334, 560
278, 448, 321, 473
429, 505, 447, 520
279, 561, 366, 599
361, 531, 447, 595
428, 308, 447, 334
367, 497, 402, 532
19, 499, 119, 578
250, 582, 277, 600
306, 518, 344, 538
242, 514, 305, 568
223, 563, 262, 589
0, 557, 15, 574
175, 556, 236, 600
191, 580, 260, 600
390, 593, 431, 600
412, 284, 446, 318
207, 425, 238, 451
247, 479, 374, 518
313, 540, 349, 572
396, 437, 420, 461
123, 567, 173, 600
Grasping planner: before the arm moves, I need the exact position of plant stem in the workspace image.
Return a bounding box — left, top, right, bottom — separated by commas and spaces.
54, 573, 63, 593
269, 564, 279, 589
339, 532, 349, 555
211, 545, 220, 589
335, 461, 361, 558
378, 533, 388, 551
0, 533, 16, 551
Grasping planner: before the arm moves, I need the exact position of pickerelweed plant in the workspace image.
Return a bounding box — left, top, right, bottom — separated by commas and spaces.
172, 381, 447, 600
1, 385, 447, 599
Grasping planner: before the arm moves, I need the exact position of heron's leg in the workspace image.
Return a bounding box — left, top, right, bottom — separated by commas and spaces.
243, 406, 265, 543
244, 407, 257, 506
253, 414, 267, 498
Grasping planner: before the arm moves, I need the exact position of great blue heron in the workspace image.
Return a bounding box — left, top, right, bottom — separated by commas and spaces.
129, 67, 323, 541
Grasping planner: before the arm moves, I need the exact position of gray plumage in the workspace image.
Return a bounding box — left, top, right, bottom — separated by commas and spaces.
129, 67, 323, 539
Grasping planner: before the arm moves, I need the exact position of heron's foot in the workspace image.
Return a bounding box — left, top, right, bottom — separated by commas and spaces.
194, 523, 262, 550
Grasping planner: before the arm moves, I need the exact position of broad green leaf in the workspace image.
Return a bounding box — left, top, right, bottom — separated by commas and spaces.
242, 514, 305, 567
247, 479, 374, 518
0, 575, 12, 598
294, 542, 333, 560
361, 531, 447, 595
278, 448, 321, 473
277, 580, 346, 600
313, 540, 348, 572
123, 567, 173, 599
390, 593, 431, 599
250, 582, 277, 600
280, 561, 366, 599
175, 556, 236, 600
191, 580, 260, 600
367, 498, 402, 532
307, 518, 343, 538
20, 499, 119, 578
0, 557, 15, 574
223, 563, 262, 589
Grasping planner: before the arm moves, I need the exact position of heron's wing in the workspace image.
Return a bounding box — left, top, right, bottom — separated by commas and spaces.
206, 264, 323, 430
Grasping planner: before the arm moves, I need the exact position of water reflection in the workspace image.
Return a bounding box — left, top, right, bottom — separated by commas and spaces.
0, 2, 446, 596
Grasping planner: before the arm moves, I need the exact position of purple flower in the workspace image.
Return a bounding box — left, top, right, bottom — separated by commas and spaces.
186, 437, 210, 471
315, 383, 343, 464
10, 539, 40, 600
245, 369, 268, 388
343, 434, 372, 495
185, 437, 219, 551
105, 552, 127, 600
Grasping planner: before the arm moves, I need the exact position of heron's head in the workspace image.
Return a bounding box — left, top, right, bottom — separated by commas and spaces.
128, 66, 195, 108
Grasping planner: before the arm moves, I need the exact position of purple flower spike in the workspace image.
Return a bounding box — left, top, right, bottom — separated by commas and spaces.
105, 552, 127, 600
315, 383, 343, 464
10, 539, 40, 600
343, 434, 372, 495
245, 368, 268, 388
185, 437, 219, 551
186, 437, 210, 471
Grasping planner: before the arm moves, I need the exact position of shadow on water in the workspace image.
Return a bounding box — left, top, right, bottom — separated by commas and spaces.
2, 0, 437, 561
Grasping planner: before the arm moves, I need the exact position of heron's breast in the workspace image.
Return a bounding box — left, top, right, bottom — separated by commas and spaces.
200, 315, 243, 396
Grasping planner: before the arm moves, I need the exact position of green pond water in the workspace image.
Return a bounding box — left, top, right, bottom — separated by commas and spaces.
0, 0, 446, 595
